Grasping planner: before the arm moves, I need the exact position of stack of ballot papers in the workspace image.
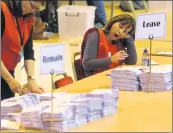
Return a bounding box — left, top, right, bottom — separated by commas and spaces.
1, 93, 40, 115
1, 119, 21, 130
56, 93, 102, 122
91, 89, 119, 101
42, 105, 77, 131
1, 91, 120, 131
22, 93, 40, 108
42, 101, 89, 131
1, 113, 21, 123
139, 65, 172, 91
20, 104, 49, 129
90, 89, 117, 117
111, 67, 142, 91
40, 92, 67, 102
1, 100, 23, 115
66, 97, 102, 122
157, 51, 172, 55
57, 102, 88, 126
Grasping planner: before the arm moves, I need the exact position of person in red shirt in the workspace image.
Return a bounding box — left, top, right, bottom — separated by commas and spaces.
80, 14, 137, 78
1, 0, 45, 100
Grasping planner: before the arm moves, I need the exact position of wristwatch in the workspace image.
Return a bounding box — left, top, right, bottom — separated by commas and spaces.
28, 76, 35, 80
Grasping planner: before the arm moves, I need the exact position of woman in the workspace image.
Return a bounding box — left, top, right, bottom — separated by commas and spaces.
1, 0, 45, 100
80, 14, 137, 78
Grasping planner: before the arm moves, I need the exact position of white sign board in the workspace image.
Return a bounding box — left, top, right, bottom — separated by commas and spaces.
40, 43, 65, 75
135, 12, 166, 40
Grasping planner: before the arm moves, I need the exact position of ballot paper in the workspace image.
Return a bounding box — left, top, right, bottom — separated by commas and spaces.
90, 89, 118, 117
1, 93, 41, 115
76, 117, 88, 126
42, 102, 88, 131
139, 65, 172, 91
2, 91, 120, 131
102, 107, 117, 117
91, 89, 119, 100
57, 102, 89, 118
157, 51, 172, 55
90, 89, 117, 105
66, 97, 102, 122
1, 119, 20, 130
1, 100, 23, 115
21, 104, 49, 130
1, 113, 21, 123
87, 114, 102, 122
40, 92, 67, 101
45, 120, 78, 131
22, 93, 40, 108
111, 67, 142, 91
2, 95, 25, 103
42, 105, 73, 122
1, 96, 25, 115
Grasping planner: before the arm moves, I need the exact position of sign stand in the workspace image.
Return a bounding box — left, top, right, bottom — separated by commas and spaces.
135, 12, 166, 92
50, 69, 54, 132
147, 34, 154, 92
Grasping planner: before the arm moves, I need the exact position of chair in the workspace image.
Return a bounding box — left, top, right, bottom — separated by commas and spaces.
54, 73, 73, 89
71, 51, 84, 81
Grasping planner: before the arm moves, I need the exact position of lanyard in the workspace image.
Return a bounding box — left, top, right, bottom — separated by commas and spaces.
11, 0, 24, 48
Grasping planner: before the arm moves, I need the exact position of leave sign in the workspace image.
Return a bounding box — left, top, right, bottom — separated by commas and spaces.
135, 12, 166, 40
40, 43, 65, 75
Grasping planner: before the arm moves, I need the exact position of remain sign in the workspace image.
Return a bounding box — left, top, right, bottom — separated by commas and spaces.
135, 12, 166, 40
40, 43, 65, 75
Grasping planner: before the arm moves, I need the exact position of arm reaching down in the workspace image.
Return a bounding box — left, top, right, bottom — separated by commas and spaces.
24, 30, 43, 94
1, 61, 25, 94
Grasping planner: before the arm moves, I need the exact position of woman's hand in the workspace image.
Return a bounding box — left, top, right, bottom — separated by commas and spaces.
27, 80, 43, 94
7, 79, 26, 95
111, 50, 128, 63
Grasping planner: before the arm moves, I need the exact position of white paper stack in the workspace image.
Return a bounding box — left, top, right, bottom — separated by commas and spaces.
1, 119, 20, 130
42, 105, 76, 131
44, 120, 77, 131
1, 113, 21, 123
111, 67, 142, 91
90, 89, 117, 117
68, 97, 102, 122
42, 101, 88, 131
1, 91, 120, 131
1, 101, 23, 115
139, 65, 172, 91
20, 104, 49, 130
22, 93, 40, 108
91, 89, 119, 101
57, 102, 88, 126
1, 95, 26, 115
39, 93, 84, 111
40, 92, 67, 102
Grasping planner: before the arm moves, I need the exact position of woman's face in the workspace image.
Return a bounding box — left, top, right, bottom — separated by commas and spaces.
21, 0, 42, 15
109, 22, 132, 41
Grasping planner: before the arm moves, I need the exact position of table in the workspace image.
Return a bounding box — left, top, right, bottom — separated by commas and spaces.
150, 53, 172, 57
2, 68, 172, 132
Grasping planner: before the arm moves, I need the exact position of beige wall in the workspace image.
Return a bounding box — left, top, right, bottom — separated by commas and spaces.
148, 1, 172, 10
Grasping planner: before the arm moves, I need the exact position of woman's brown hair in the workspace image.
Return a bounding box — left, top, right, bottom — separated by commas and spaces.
103, 14, 136, 39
